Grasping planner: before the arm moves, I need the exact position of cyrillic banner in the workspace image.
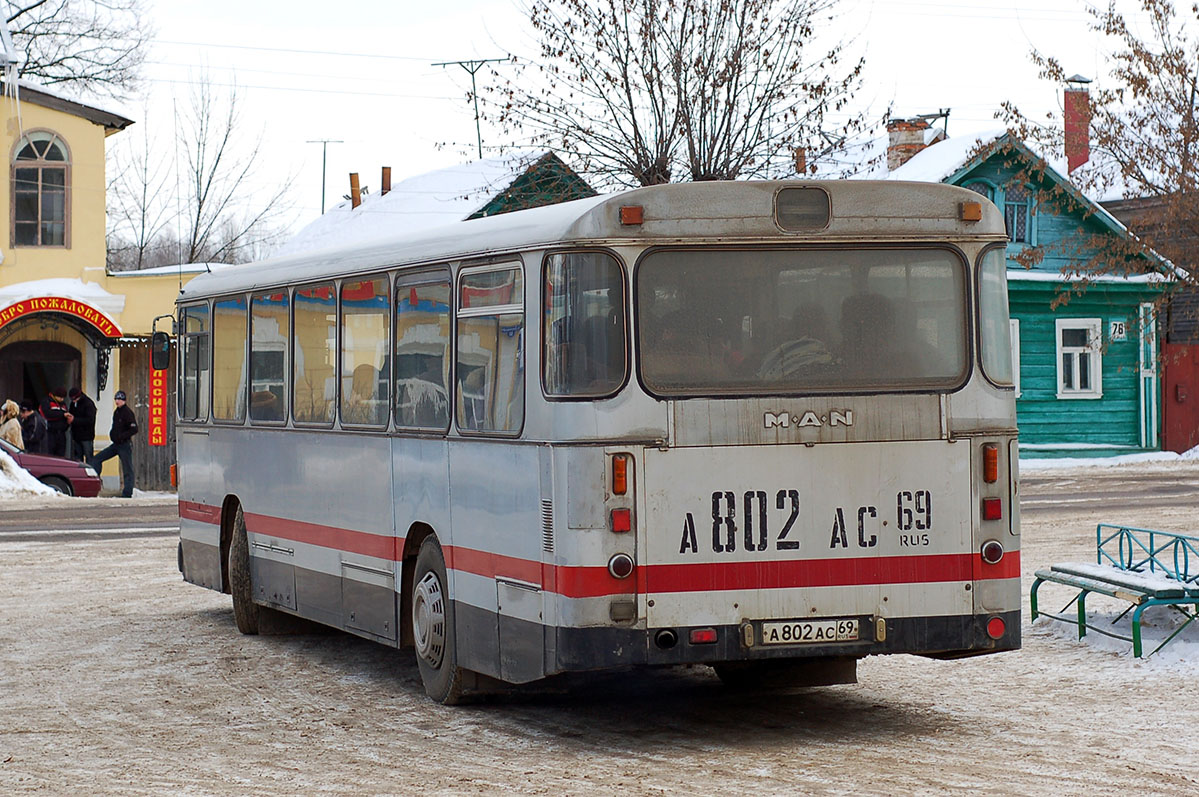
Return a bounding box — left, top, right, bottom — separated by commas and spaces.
149, 368, 168, 446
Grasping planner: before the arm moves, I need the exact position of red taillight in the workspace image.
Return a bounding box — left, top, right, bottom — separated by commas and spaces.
981, 539, 1005, 565
612, 454, 628, 495
987, 616, 1006, 640
689, 628, 718, 644
982, 497, 1003, 521
983, 443, 999, 483
610, 508, 631, 533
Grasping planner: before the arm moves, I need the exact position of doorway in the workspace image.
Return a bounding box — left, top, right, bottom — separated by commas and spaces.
0, 340, 82, 407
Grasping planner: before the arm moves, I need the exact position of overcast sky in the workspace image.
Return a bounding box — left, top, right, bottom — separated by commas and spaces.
133, 0, 1152, 233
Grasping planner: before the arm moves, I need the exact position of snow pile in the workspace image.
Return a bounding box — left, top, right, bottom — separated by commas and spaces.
0, 448, 57, 499
1021, 446, 1199, 470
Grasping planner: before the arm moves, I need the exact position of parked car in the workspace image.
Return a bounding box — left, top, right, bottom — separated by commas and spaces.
0, 438, 102, 497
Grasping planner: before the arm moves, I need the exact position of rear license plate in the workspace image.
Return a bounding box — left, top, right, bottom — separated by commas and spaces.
761, 618, 859, 645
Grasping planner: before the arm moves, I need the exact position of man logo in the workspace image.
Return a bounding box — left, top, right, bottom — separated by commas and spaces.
764, 410, 854, 429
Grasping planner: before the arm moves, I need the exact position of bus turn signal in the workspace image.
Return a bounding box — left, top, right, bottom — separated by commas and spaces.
612, 454, 629, 495
983, 443, 999, 483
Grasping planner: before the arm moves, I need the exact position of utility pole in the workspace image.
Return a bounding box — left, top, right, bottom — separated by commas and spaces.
306, 139, 343, 214
433, 58, 506, 159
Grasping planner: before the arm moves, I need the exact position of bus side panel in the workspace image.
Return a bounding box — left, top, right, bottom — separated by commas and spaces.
178, 428, 222, 591
447, 439, 545, 683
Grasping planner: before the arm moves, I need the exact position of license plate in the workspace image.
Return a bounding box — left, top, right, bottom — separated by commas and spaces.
760, 618, 859, 645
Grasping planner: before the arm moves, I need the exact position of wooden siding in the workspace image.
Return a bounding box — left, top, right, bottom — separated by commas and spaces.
115, 345, 175, 491
1009, 281, 1157, 452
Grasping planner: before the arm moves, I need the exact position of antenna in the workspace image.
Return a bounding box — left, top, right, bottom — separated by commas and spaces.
306, 139, 343, 214
433, 58, 507, 159
914, 108, 952, 136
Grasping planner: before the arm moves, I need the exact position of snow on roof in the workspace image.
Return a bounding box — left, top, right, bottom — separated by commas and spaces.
0, 278, 125, 316
4, 78, 134, 130
107, 263, 231, 278
881, 129, 1007, 183
277, 150, 566, 258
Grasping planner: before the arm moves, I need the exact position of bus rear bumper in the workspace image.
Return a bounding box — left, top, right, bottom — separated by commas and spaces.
553, 610, 1020, 672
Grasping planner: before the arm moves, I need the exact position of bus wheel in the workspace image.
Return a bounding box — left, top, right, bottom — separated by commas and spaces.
228, 506, 260, 635
412, 537, 464, 704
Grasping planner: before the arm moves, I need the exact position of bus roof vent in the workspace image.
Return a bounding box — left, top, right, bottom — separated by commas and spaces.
775, 187, 831, 232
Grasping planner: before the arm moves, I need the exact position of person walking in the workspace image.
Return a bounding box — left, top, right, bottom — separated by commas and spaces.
19, 401, 46, 454
67, 387, 97, 462
0, 399, 24, 449
88, 391, 138, 498
40, 387, 69, 457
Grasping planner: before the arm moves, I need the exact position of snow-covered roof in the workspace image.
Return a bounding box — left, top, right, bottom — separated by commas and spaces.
278, 150, 583, 257
0, 278, 125, 316
107, 263, 231, 278
3, 78, 133, 132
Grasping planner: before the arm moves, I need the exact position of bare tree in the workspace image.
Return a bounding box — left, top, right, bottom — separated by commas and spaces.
106, 76, 293, 269
1000, 0, 1199, 296
7, 0, 149, 98
489, 0, 875, 187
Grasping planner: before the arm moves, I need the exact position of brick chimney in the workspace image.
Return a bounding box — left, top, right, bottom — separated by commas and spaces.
887, 117, 947, 171
1064, 75, 1091, 173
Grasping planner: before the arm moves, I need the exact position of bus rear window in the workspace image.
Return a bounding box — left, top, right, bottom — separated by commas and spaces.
543, 251, 626, 397
637, 248, 968, 396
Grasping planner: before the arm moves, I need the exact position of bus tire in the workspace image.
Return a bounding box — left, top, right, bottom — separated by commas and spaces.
412, 536, 464, 705
228, 506, 260, 635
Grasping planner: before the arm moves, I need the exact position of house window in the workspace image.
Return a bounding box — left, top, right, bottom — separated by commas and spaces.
12, 130, 69, 247
1055, 318, 1102, 398
1004, 183, 1033, 244
964, 181, 994, 202
1010, 319, 1021, 397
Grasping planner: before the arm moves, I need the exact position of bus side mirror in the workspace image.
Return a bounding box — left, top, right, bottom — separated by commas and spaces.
151, 331, 171, 371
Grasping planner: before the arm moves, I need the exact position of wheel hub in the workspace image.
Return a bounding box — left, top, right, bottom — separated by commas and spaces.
413, 570, 446, 668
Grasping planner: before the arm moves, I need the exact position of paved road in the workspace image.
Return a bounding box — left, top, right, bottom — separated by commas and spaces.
0, 499, 178, 542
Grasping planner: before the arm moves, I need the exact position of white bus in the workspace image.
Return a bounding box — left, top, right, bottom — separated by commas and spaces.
175, 181, 1021, 704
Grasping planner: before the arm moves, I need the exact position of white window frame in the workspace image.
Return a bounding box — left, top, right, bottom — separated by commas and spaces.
1009, 318, 1021, 397
1055, 318, 1102, 399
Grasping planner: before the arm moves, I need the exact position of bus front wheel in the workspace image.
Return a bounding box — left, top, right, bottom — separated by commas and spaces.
228, 506, 260, 635
412, 537, 464, 704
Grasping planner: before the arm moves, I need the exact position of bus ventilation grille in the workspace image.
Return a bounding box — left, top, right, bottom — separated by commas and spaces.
541, 500, 554, 553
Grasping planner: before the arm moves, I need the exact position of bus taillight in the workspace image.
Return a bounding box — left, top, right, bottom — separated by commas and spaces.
982, 497, 1003, 521
610, 508, 632, 533
612, 454, 629, 495
982, 443, 999, 483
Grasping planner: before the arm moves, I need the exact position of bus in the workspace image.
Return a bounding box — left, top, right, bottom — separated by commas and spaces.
174, 180, 1021, 704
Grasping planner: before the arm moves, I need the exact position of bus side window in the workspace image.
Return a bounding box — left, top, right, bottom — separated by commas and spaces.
179, 304, 210, 421
543, 251, 626, 397
340, 276, 391, 428
395, 278, 451, 430
212, 296, 248, 422
250, 291, 289, 423
456, 266, 524, 434
293, 283, 337, 425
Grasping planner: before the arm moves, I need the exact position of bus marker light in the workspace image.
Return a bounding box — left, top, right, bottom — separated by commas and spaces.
960, 201, 983, 222
612, 454, 629, 495
689, 628, 718, 644
170, 464, 177, 488
987, 616, 1006, 640
983, 443, 999, 483
981, 497, 1003, 521
608, 553, 635, 579
619, 205, 644, 225
610, 508, 632, 533
980, 539, 1005, 565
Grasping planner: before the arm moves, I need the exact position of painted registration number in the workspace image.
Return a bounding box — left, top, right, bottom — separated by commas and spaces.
761, 618, 859, 645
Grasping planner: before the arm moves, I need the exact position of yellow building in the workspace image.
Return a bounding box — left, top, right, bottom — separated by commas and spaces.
0, 82, 197, 490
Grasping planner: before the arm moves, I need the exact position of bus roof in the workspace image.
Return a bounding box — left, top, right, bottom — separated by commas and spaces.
179, 180, 1005, 301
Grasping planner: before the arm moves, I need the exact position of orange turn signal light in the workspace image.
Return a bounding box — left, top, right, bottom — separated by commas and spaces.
619, 205, 644, 225
983, 443, 999, 484
170, 463, 177, 488
960, 201, 983, 222
612, 454, 629, 495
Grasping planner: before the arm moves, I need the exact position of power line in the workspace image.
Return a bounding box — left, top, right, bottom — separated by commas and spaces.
143, 75, 460, 101
153, 39, 439, 62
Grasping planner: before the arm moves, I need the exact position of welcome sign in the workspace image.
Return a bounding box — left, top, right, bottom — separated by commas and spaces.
0, 296, 122, 337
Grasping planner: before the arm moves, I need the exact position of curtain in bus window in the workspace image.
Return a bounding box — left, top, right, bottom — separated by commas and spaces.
978, 248, 1013, 385
637, 248, 968, 395
212, 297, 248, 421
395, 280, 450, 429
543, 252, 627, 397
457, 267, 523, 433
250, 291, 290, 422
293, 283, 337, 424
179, 305, 210, 420
340, 277, 390, 427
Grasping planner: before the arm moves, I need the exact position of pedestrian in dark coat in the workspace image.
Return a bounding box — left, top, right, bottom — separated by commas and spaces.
67, 387, 97, 462
88, 391, 138, 498
19, 401, 47, 454
40, 387, 69, 457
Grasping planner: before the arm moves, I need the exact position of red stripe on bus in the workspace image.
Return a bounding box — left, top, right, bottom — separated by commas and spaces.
244, 512, 402, 562
179, 500, 221, 525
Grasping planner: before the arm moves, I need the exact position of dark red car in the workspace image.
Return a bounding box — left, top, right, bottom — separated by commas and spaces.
0, 438, 103, 497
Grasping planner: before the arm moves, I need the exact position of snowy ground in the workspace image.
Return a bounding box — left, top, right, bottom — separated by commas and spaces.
2, 461, 1199, 794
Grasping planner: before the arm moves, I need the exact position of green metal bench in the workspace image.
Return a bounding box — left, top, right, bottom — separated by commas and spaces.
1030, 525, 1199, 658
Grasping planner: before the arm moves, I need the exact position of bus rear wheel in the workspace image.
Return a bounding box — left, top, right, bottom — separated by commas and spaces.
412, 537, 465, 705
228, 506, 260, 635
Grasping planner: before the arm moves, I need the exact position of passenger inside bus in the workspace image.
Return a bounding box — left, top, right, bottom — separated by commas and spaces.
757, 303, 835, 381
838, 292, 919, 378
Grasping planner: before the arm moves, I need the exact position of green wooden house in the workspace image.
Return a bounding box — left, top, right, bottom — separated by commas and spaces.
886, 126, 1165, 458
